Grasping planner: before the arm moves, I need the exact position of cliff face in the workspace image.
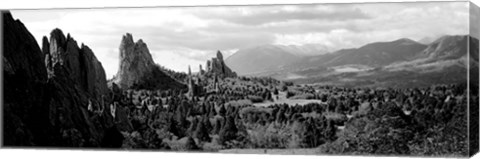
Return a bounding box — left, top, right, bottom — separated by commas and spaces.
113, 33, 186, 90
3, 11, 49, 146
114, 33, 154, 89
44, 29, 109, 104
205, 50, 237, 78
3, 12, 121, 147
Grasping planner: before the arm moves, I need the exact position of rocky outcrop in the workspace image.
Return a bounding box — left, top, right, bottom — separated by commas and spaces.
205, 50, 237, 78
3, 12, 120, 147
44, 28, 110, 111
3, 11, 49, 146
113, 33, 186, 90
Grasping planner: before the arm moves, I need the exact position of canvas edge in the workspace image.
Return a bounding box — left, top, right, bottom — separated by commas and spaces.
469, 1, 480, 157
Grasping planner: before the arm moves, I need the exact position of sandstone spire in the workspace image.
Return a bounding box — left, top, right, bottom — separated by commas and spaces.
113, 33, 186, 90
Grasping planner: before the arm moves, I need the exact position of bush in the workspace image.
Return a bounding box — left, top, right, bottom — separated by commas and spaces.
185, 136, 200, 150
248, 95, 264, 103
290, 93, 315, 100
218, 116, 238, 145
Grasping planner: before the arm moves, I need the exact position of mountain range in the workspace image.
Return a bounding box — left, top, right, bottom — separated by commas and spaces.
225, 43, 331, 75
225, 35, 479, 88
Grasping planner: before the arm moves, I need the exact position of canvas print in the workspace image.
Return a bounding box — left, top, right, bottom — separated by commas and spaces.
1, 1, 479, 157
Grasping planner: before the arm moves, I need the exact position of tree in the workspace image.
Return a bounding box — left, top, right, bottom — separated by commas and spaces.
219, 116, 238, 144
273, 88, 279, 95
212, 118, 222, 134
323, 119, 336, 142
194, 120, 211, 142
185, 136, 200, 150
188, 117, 199, 136
208, 104, 217, 118
288, 120, 307, 148
202, 117, 213, 133
219, 104, 226, 117
167, 116, 180, 137
276, 109, 286, 123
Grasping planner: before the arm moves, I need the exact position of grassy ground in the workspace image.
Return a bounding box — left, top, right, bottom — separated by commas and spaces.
253, 91, 324, 107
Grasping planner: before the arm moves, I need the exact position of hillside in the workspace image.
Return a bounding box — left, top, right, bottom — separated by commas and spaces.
285, 35, 477, 88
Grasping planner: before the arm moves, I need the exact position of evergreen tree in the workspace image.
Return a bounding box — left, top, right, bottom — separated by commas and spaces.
208, 103, 217, 118
203, 117, 213, 133
219, 104, 226, 117
185, 136, 200, 150
212, 118, 222, 134
167, 116, 179, 137
194, 120, 211, 142
219, 115, 238, 144
188, 117, 199, 136
323, 119, 336, 142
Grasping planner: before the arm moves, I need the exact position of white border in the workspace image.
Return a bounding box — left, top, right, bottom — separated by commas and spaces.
1, 0, 479, 159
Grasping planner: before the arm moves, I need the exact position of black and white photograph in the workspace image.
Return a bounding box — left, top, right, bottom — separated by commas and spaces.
1, 0, 480, 158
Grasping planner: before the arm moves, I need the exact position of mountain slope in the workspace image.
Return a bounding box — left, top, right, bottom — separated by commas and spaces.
420, 35, 469, 61
276, 43, 331, 56
287, 35, 476, 88
337, 38, 425, 65
385, 35, 472, 71
225, 44, 301, 75
314, 38, 427, 68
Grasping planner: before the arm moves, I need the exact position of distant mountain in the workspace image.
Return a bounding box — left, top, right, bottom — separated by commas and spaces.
231, 35, 476, 88
384, 35, 472, 71
225, 44, 302, 75
330, 38, 427, 66
285, 35, 477, 88
274, 38, 427, 75
225, 43, 331, 75
420, 35, 469, 61
310, 38, 427, 68
418, 34, 445, 45
112, 33, 186, 90
276, 43, 331, 56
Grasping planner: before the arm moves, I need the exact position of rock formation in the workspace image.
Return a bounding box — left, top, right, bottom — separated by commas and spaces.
44, 29, 109, 103
186, 65, 202, 99
199, 64, 205, 75
205, 50, 237, 78
113, 33, 186, 90
3, 11, 49, 146
3, 12, 120, 147
187, 66, 195, 97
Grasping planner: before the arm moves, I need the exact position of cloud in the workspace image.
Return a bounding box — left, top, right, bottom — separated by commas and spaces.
10, 2, 470, 78
192, 5, 372, 26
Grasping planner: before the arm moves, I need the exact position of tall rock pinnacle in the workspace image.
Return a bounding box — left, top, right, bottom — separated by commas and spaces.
113, 33, 186, 90
205, 50, 237, 78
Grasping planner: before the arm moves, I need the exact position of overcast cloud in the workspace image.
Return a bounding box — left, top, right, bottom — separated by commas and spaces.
10, 2, 469, 78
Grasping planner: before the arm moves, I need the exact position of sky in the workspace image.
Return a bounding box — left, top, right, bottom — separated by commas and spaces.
10, 2, 470, 78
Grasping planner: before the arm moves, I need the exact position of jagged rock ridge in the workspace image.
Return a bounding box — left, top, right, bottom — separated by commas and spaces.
44, 29, 109, 102
3, 12, 121, 147
113, 33, 186, 90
